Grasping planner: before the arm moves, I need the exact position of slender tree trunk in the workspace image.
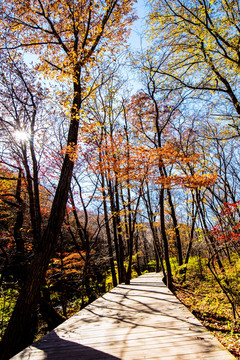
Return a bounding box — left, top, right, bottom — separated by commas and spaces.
185, 201, 198, 265
196, 190, 224, 270
134, 232, 141, 276
39, 285, 65, 331
125, 187, 142, 285
14, 169, 25, 255
114, 180, 126, 283
125, 183, 133, 285
143, 184, 164, 274
102, 180, 117, 287
182, 205, 198, 283
166, 188, 183, 266
30, 114, 42, 244
108, 181, 121, 283
22, 147, 40, 244
98, 142, 117, 286
160, 186, 173, 290
125, 230, 133, 284
154, 243, 161, 272
153, 230, 165, 275
142, 231, 151, 271
69, 188, 85, 247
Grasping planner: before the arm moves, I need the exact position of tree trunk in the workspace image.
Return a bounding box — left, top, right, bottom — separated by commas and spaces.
101, 173, 117, 287
196, 190, 224, 270
114, 180, 126, 283
108, 180, 121, 283
0, 78, 81, 359
39, 293, 65, 331
13, 169, 25, 255
166, 188, 183, 266
134, 232, 141, 276
160, 186, 173, 290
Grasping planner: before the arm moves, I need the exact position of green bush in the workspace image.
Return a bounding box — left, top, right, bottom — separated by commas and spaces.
0, 285, 19, 340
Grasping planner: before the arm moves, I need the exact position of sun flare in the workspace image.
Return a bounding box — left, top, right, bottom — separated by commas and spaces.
13, 130, 30, 142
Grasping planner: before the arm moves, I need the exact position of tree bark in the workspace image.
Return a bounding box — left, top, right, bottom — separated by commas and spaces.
160, 186, 173, 290
102, 183, 117, 287
166, 188, 183, 266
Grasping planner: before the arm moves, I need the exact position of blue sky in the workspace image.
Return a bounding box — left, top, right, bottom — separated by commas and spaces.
129, 0, 148, 51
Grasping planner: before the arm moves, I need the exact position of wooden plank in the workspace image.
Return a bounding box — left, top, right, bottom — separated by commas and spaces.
11, 273, 236, 359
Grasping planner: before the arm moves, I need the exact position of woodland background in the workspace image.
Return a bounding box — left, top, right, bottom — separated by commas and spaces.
0, 0, 239, 358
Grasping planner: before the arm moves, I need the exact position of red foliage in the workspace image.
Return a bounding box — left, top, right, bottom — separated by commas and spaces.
211, 201, 240, 247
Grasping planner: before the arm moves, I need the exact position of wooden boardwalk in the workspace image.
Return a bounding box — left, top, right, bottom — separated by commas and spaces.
11, 273, 235, 359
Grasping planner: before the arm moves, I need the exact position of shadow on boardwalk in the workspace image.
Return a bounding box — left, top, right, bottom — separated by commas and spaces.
11, 273, 236, 360
19, 331, 121, 360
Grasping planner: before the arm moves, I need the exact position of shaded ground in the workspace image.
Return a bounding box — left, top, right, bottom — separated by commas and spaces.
174, 279, 240, 359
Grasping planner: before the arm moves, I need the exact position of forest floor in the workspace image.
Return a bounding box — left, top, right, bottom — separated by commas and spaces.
174, 277, 240, 359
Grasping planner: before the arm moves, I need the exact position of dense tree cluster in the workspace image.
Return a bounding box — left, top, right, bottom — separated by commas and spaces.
0, 0, 239, 358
